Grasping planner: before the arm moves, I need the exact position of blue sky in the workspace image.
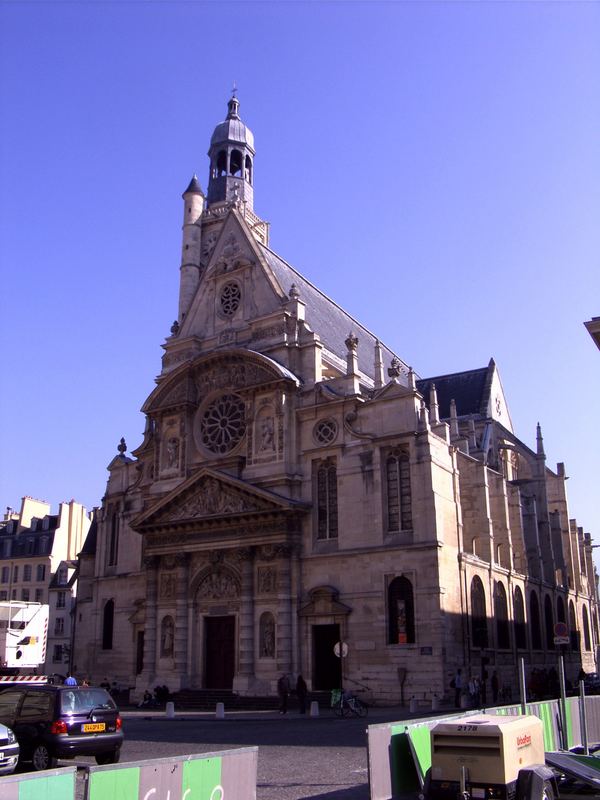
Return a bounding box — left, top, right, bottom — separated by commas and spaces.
1, 2, 598, 555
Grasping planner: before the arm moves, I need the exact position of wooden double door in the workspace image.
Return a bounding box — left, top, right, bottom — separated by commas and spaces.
204, 615, 235, 690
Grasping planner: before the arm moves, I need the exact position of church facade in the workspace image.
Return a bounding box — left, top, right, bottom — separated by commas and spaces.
74, 97, 599, 703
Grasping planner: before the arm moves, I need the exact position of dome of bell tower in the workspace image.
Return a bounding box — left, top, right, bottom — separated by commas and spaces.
207, 94, 255, 210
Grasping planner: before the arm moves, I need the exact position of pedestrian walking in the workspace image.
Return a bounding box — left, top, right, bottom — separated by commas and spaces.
296, 674, 308, 714
451, 668, 463, 708
277, 673, 291, 714
64, 672, 77, 686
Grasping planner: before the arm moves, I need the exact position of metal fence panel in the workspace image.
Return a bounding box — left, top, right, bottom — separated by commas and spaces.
0, 766, 76, 800
85, 748, 257, 800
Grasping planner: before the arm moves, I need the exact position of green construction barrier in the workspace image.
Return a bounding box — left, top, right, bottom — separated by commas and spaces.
0, 766, 76, 800
85, 747, 257, 800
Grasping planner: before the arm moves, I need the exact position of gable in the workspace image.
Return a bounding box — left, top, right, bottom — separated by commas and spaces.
131, 467, 307, 532
179, 209, 286, 340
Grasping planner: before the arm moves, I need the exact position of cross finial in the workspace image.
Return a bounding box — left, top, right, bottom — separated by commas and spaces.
231, 80, 237, 98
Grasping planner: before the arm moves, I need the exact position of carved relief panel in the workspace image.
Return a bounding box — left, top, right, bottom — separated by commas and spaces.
247, 392, 284, 466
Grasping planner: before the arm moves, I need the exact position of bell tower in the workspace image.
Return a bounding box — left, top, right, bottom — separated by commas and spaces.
207, 93, 255, 210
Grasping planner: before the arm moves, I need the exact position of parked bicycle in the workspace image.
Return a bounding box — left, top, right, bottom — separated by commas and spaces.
331, 689, 368, 718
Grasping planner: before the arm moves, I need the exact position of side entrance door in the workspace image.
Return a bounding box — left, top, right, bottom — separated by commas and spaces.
204, 616, 235, 690
312, 623, 341, 690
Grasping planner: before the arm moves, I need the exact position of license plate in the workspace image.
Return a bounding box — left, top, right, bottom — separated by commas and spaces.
82, 723, 105, 732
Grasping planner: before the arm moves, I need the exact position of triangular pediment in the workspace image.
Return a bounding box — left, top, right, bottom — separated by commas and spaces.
180, 209, 286, 339
131, 468, 307, 531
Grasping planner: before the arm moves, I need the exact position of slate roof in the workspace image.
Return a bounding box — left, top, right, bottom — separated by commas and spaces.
79, 517, 97, 557
0, 529, 56, 559
417, 363, 492, 419
260, 245, 411, 384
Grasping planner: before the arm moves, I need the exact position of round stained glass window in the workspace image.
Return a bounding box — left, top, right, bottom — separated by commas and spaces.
314, 419, 338, 445
220, 282, 241, 317
200, 394, 246, 454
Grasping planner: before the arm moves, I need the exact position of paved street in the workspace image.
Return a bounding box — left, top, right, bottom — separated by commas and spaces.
62, 705, 418, 800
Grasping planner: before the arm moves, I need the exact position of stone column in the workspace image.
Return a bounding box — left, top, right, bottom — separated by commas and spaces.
174, 552, 190, 688
276, 545, 293, 674
141, 556, 159, 684
235, 547, 255, 693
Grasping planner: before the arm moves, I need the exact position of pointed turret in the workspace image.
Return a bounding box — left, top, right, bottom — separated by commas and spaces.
536, 422, 545, 457
178, 174, 205, 322
374, 340, 384, 390
429, 383, 440, 424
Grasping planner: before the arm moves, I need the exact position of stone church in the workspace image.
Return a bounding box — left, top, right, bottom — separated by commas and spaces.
74, 96, 598, 703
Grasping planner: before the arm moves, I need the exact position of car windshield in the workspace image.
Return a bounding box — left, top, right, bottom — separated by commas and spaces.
60, 688, 116, 714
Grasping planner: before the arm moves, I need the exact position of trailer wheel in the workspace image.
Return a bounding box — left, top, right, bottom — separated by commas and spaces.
542, 781, 555, 800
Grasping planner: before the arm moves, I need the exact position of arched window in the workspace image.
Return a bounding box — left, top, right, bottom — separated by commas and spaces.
583, 605, 591, 651
245, 155, 252, 184
230, 149, 242, 177
259, 612, 275, 658
556, 596, 566, 624
544, 595, 555, 650
216, 150, 227, 176
470, 576, 488, 648
388, 576, 415, 644
495, 581, 510, 649
530, 592, 542, 650
514, 587, 527, 649
316, 460, 338, 540
386, 449, 412, 531
102, 599, 114, 650
569, 600, 579, 651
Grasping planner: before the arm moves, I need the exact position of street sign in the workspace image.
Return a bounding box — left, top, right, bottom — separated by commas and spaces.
554, 621, 569, 646
333, 641, 348, 658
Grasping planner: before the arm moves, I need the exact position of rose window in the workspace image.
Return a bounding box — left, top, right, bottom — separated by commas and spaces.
314, 419, 338, 445
220, 282, 241, 317
200, 394, 246, 454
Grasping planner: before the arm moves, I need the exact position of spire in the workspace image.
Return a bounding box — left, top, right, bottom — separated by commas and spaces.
182, 174, 204, 197
374, 340, 384, 390
418, 400, 430, 432
227, 95, 240, 120
450, 399, 459, 438
207, 94, 255, 210
429, 383, 440, 424
536, 422, 545, 457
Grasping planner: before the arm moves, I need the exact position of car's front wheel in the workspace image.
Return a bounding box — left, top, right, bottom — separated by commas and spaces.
31, 743, 58, 771
95, 749, 120, 765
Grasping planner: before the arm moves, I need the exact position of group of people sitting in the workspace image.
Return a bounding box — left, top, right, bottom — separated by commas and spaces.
138, 684, 171, 707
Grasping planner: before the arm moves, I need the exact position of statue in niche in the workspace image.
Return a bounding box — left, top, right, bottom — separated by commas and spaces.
260, 613, 275, 658
259, 416, 275, 452
166, 437, 180, 468
161, 616, 174, 657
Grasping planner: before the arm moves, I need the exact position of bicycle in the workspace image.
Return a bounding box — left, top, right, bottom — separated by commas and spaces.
331, 689, 368, 718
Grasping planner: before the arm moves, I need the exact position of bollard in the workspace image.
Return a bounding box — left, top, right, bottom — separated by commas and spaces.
216, 701, 225, 719
460, 693, 469, 709
166, 701, 175, 719
409, 697, 418, 713
310, 700, 319, 717
431, 695, 439, 712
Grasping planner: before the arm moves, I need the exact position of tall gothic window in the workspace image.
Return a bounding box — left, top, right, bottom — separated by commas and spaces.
583, 605, 591, 651
316, 460, 338, 540
470, 576, 488, 648
544, 594, 555, 650
557, 596, 566, 623
386, 449, 412, 531
387, 576, 415, 644
107, 511, 119, 567
514, 587, 527, 649
495, 581, 510, 649
569, 600, 579, 651
530, 591, 542, 650
102, 599, 114, 650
